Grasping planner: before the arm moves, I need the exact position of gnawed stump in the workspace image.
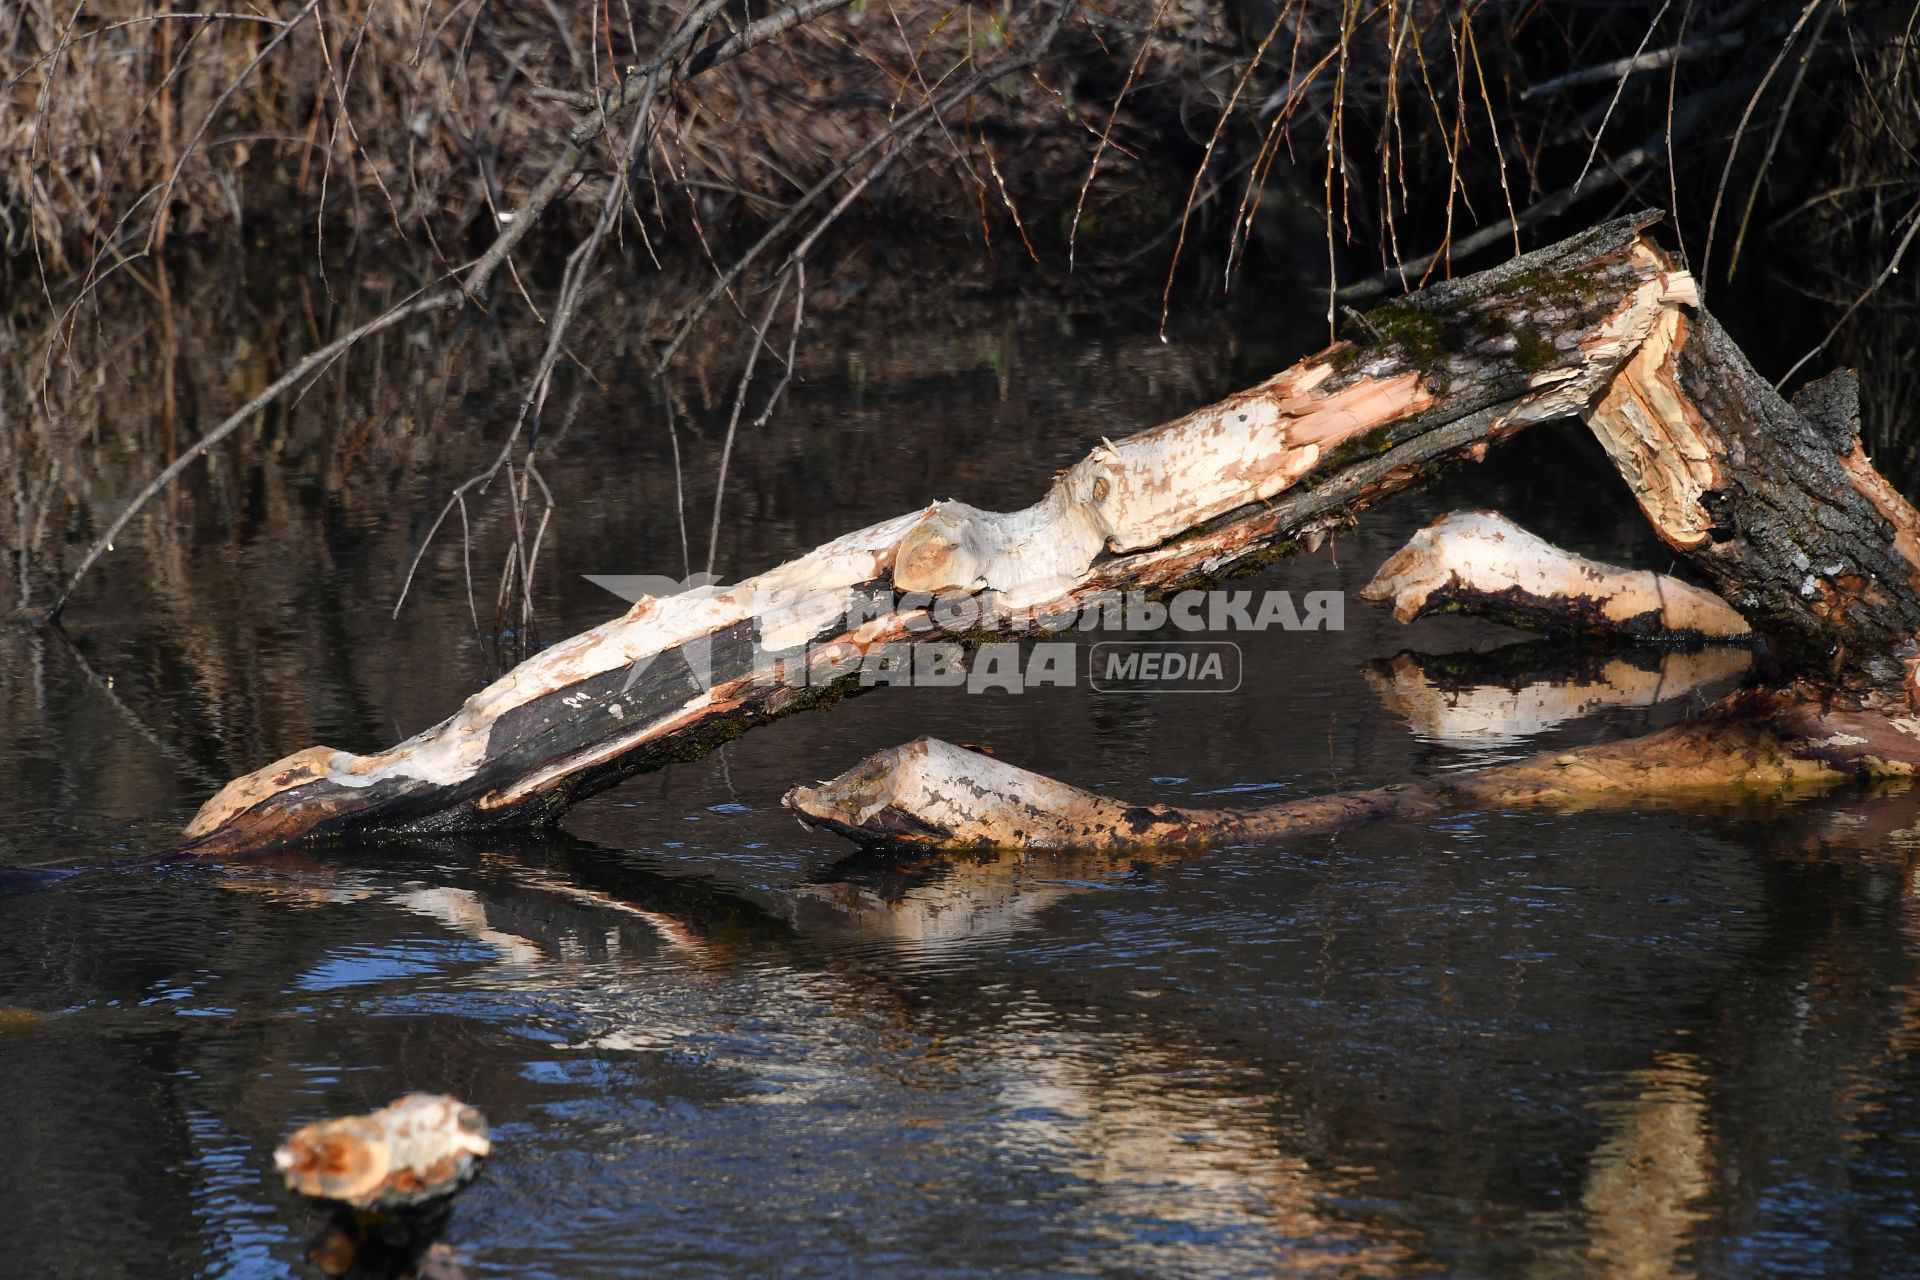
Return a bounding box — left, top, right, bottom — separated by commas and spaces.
277, 1094, 490, 1280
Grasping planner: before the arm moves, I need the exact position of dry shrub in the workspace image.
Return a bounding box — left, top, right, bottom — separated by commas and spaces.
2, 0, 1234, 278
7, 1, 1916, 311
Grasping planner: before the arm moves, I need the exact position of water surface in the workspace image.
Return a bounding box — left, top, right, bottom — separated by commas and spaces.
2, 255, 1918, 1277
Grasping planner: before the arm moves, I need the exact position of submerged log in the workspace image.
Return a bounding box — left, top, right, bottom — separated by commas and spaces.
1360, 510, 1752, 640
782, 715, 1854, 853
182, 213, 1703, 854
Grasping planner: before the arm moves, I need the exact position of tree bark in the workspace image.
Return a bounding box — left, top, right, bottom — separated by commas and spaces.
1586, 334, 1920, 695
180, 213, 1704, 854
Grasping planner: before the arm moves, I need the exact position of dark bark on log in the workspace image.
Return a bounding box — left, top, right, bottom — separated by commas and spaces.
1584, 313, 1920, 696
181, 213, 1703, 854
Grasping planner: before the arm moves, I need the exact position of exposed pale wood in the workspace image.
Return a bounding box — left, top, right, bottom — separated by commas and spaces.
1361, 510, 1753, 639
277, 1093, 490, 1211
1584, 317, 1920, 693
183, 214, 1697, 854
782, 716, 1853, 853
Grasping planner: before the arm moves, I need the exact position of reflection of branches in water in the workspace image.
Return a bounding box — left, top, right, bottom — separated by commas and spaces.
40, 0, 847, 621
229, 836, 1415, 1274
1, 264, 1246, 802
34, 0, 1110, 644
393, 1, 1077, 641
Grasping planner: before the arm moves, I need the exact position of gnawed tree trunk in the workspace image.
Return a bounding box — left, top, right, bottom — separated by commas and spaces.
1590, 345, 1920, 695
780, 710, 1856, 853
1360, 510, 1752, 639
181, 210, 1920, 854
786, 488, 1920, 853
179, 213, 1700, 854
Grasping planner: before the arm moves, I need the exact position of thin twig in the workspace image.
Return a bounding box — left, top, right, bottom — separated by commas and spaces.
705, 272, 794, 577
658, 2, 1069, 370
1701, 0, 1826, 293
1776, 196, 1920, 389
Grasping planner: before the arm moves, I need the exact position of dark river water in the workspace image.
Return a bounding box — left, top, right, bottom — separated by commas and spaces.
3, 251, 1919, 1278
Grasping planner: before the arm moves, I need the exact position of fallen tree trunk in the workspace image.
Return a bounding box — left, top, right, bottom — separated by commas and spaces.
788, 474, 1920, 852
780, 706, 1862, 853
180, 213, 1705, 854
180, 209, 1920, 854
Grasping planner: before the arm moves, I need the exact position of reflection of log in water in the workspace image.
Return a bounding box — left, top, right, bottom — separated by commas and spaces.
1364, 645, 1752, 748
272, 840, 1420, 1274
147, 810, 1920, 1274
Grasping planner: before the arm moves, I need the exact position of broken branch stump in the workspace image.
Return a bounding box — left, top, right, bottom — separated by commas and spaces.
277, 1094, 490, 1280
1360, 510, 1752, 640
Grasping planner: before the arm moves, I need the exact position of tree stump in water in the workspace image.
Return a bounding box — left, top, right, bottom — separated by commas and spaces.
277, 1094, 490, 1280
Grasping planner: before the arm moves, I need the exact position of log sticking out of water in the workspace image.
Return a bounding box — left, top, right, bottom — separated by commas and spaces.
179, 207, 1920, 855
278, 1094, 490, 1280
1360, 510, 1752, 640
790, 454, 1920, 853
784, 736, 1449, 850
781, 705, 1866, 853
180, 213, 1701, 854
